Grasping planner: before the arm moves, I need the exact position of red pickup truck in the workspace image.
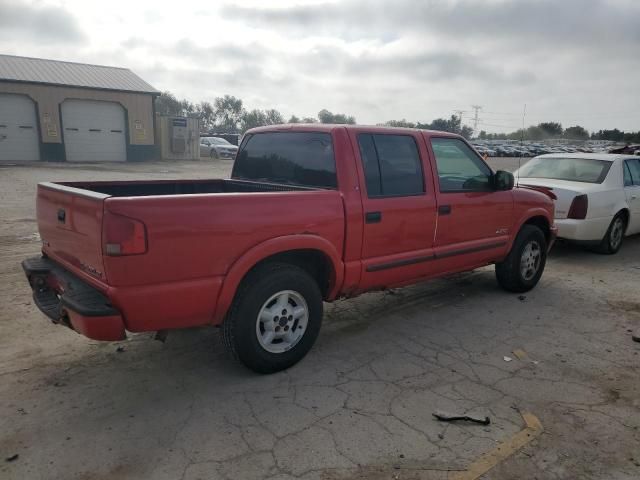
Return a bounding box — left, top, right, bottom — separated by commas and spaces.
23, 125, 556, 373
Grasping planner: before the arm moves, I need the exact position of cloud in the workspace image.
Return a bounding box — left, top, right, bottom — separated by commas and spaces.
221, 0, 640, 55
0, 1, 86, 43
1, 0, 638, 131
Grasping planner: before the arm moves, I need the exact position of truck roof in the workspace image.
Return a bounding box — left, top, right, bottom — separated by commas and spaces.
246, 123, 462, 138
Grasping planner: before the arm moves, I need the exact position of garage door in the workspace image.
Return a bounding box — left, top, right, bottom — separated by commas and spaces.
0, 94, 40, 162
61, 100, 126, 162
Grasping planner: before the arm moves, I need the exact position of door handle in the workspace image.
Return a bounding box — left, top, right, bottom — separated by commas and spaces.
438, 205, 452, 215
365, 211, 382, 224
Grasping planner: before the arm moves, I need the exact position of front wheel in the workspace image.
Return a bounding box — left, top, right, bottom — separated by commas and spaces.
495, 225, 547, 293
222, 263, 323, 374
210, 149, 219, 159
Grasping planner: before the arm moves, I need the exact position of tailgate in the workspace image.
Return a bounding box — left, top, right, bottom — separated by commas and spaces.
37, 183, 108, 283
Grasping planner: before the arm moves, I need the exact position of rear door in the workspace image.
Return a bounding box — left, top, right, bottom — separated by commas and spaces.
624, 159, 640, 234
350, 130, 437, 290
427, 136, 513, 264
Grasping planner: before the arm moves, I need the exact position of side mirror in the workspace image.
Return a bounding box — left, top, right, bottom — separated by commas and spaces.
493, 170, 514, 191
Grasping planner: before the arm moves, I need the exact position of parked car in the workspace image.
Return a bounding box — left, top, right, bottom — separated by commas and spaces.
23, 125, 556, 373
200, 136, 238, 159
515, 153, 640, 253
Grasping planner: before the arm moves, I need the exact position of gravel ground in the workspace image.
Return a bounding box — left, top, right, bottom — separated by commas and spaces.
1, 158, 639, 480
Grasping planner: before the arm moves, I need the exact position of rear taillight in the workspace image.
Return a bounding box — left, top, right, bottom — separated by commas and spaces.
103, 212, 147, 256
567, 194, 588, 219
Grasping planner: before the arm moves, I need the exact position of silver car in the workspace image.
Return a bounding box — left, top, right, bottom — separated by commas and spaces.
200, 137, 239, 159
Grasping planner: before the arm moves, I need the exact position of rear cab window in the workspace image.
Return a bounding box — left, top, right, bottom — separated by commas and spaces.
232, 132, 337, 189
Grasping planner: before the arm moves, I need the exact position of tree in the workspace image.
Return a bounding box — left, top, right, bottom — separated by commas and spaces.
181, 99, 196, 117
214, 95, 244, 133
155, 91, 183, 116
460, 125, 474, 139
447, 114, 461, 134
264, 109, 284, 125
240, 109, 267, 132
288, 115, 301, 123
428, 118, 450, 132
478, 130, 487, 139
593, 128, 624, 142
318, 109, 356, 124
196, 101, 215, 131
538, 122, 563, 138
564, 125, 589, 140
302, 117, 318, 123
239, 108, 285, 132
384, 119, 416, 128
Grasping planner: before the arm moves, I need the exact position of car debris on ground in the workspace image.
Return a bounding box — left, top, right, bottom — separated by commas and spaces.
432, 411, 491, 425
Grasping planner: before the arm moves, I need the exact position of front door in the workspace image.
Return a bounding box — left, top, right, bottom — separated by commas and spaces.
350, 131, 438, 291
624, 159, 640, 234
427, 137, 514, 268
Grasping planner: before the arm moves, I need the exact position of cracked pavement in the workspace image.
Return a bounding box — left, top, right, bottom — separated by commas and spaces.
1, 160, 639, 480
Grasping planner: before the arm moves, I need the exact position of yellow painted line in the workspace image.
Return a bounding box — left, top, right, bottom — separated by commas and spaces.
450, 411, 543, 480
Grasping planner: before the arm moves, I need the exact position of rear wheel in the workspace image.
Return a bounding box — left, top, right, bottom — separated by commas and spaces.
597, 213, 626, 254
222, 263, 323, 374
495, 225, 547, 293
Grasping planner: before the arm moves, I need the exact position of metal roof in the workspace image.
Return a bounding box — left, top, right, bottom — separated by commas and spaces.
0, 54, 159, 94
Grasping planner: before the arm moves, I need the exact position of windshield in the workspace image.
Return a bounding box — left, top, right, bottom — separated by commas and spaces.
518, 157, 612, 183
232, 132, 337, 188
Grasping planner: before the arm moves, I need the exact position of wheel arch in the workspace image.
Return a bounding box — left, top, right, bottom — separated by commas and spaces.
614, 208, 630, 233
508, 209, 553, 252
212, 235, 344, 325
523, 215, 551, 244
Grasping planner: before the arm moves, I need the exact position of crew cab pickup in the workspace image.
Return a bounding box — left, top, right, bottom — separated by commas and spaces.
23, 125, 556, 373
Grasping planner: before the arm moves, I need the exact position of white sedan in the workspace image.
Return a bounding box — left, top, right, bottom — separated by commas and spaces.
515, 153, 640, 254
200, 136, 239, 159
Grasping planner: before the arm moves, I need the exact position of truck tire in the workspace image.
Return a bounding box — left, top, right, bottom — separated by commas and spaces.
596, 213, 626, 255
495, 225, 547, 293
222, 263, 323, 374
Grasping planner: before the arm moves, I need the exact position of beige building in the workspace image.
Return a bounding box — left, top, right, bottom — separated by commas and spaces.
0, 54, 159, 162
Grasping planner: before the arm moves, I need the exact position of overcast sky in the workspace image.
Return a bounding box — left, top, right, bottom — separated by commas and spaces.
1, 0, 638, 132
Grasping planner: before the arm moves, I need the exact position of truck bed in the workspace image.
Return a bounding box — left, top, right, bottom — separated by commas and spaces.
56, 178, 316, 197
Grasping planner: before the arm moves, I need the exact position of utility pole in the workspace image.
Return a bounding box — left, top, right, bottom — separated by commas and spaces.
471, 105, 482, 135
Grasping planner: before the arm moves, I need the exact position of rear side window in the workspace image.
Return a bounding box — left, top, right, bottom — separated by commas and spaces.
624, 161, 633, 186
232, 132, 337, 188
358, 134, 424, 197
626, 159, 640, 186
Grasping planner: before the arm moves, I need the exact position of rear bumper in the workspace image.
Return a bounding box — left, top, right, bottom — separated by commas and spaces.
22, 256, 126, 341
555, 217, 610, 242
